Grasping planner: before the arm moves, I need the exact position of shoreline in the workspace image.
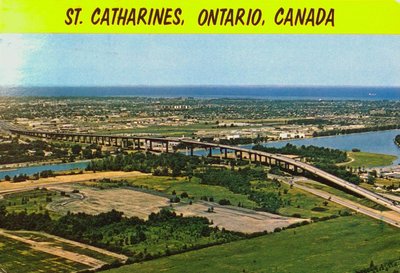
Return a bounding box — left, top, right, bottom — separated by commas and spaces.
1, 129, 399, 172
0, 159, 91, 171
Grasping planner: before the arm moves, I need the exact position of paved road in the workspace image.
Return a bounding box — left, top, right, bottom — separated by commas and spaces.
181, 140, 400, 214
5, 124, 400, 219
280, 177, 400, 228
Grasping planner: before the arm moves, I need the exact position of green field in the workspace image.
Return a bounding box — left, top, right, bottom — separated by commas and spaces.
0, 188, 64, 218
0, 235, 88, 273
97, 175, 346, 219
297, 180, 389, 211
4, 230, 120, 264
343, 152, 397, 168
106, 216, 400, 273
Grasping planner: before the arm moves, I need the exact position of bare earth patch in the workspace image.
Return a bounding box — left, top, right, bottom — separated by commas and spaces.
48, 185, 170, 219
0, 171, 149, 195
0, 229, 107, 270
48, 184, 305, 233
173, 201, 306, 233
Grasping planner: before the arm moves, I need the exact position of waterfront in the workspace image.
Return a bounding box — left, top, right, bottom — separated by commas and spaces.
195, 129, 400, 166
2, 129, 400, 180
259, 129, 400, 165
0, 161, 89, 180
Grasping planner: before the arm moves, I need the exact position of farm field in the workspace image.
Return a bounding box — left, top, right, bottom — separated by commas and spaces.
0, 234, 88, 273
106, 215, 400, 273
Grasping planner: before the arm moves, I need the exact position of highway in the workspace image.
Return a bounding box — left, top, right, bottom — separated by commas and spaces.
5, 126, 400, 217
280, 177, 400, 228
181, 139, 400, 215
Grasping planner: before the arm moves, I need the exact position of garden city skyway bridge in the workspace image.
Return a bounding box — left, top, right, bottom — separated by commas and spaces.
8, 128, 400, 216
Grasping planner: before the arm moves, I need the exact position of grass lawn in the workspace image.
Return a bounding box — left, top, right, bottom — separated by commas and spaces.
276, 185, 346, 218
297, 180, 389, 211
0, 188, 64, 218
123, 176, 256, 208
105, 216, 400, 273
88, 174, 347, 219
120, 175, 346, 218
0, 235, 88, 273
4, 230, 120, 264
375, 177, 400, 187
343, 152, 397, 168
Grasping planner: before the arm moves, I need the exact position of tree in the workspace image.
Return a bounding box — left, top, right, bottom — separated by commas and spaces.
367, 175, 376, 185
71, 144, 82, 155
4, 175, 11, 181
82, 147, 93, 159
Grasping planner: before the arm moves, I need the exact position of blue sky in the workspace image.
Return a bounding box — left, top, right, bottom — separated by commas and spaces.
0, 35, 399, 87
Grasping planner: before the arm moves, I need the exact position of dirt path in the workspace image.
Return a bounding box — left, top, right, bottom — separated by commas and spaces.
12, 230, 128, 262
173, 201, 306, 233
0, 229, 106, 269
336, 154, 355, 166
0, 171, 149, 196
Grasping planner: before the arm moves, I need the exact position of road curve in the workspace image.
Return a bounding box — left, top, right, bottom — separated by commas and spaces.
6, 128, 400, 215
180, 140, 400, 214
284, 179, 400, 228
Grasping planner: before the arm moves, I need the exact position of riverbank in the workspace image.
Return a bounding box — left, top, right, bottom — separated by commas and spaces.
0, 171, 148, 195
0, 159, 90, 171
339, 152, 397, 169
395, 135, 400, 148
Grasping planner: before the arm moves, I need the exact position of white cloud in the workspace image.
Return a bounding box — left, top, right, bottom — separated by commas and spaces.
0, 35, 44, 86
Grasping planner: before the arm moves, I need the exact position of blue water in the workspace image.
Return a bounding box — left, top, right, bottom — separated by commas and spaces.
1, 86, 399, 100
0, 161, 89, 180
193, 129, 400, 166
1, 129, 399, 179
258, 129, 400, 164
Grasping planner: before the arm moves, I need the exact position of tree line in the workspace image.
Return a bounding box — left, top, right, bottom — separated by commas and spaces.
253, 143, 361, 185
0, 206, 242, 261
395, 135, 400, 148
313, 124, 400, 137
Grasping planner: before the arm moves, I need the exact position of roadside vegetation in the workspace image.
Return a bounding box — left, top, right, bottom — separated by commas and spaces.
86, 152, 347, 219
104, 216, 400, 273
253, 143, 362, 184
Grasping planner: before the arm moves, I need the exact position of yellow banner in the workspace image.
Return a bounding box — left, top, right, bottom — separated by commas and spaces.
0, 0, 399, 34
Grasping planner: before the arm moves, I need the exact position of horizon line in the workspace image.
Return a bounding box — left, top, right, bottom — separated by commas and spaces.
1, 84, 399, 89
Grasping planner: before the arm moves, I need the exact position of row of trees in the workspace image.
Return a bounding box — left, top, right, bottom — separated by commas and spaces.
313, 124, 400, 137
253, 143, 361, 185
86, 152, 201, 177
253, 143, 347, 164
0, 206, 241, 259
0, 139, 106, 165
197, 167, 282, 213
88, 151, 282, 212
395, 135, 400, 147
3, 170, 56, 183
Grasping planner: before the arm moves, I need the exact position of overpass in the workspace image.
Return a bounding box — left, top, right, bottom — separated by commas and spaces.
9, 128, 400, 216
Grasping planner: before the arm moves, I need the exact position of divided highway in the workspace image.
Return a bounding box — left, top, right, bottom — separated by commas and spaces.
5, 126, 400, 217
